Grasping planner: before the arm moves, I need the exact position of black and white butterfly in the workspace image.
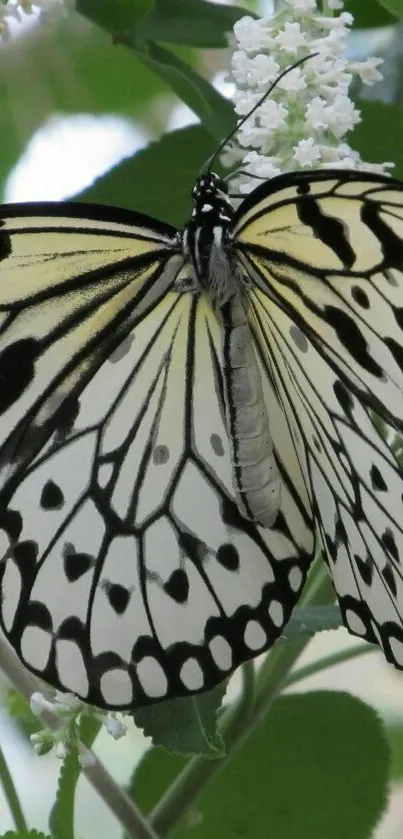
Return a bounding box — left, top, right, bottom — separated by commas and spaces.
0, 162, 402, 710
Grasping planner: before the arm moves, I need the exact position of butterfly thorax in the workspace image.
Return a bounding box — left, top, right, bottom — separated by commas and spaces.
182, 171, 238, 308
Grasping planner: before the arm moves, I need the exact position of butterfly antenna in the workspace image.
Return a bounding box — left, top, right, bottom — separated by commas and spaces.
204, 52, 318, 175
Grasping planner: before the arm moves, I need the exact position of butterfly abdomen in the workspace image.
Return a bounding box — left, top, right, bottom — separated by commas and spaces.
220, 292, 281, 528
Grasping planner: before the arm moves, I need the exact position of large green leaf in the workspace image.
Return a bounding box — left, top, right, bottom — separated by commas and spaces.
133, 692, 389, 839
377, 0, 403, 19
353, 100, 403, 177
79, 124, 218, 226
132, 41, 235, 141
133, 683, 226, 757
345, 0, 397, 26
135, 0, 252, 47
76, 0, 153, 34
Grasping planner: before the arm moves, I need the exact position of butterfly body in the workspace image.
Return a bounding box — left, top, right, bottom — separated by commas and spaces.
0, 169, 403, 708
182, 171, 281, 527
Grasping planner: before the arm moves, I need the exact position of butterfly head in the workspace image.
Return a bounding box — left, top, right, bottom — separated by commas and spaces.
190, 171, 234, 225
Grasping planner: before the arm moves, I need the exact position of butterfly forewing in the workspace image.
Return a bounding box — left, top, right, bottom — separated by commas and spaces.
235, 172, 403, 428
235, 170, 403, 667
0, 205, 183, 488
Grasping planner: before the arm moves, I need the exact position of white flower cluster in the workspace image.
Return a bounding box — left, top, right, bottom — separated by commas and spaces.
0, 0, 66, 42
228, 0, 391, 191
30, 690, 127, 764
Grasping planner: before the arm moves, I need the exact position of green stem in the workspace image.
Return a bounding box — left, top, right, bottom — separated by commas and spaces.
0, 743, 27, 833
150, 564, 335, 837
284, 643, 373, 689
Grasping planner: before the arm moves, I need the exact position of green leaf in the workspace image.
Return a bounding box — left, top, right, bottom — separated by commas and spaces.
6, 690, 42, 740
132, 41, 235, 141
134, 692, 389, 838
76, 0, 153, 35
280, 604, 343, 641
353, 100, 403, 178
344, 0, 397, 26
133, 683, 226, 757
79, 124, 217, 226
135, 0, 253, 47
377, 0, 403, 19
49, 715, 101, 839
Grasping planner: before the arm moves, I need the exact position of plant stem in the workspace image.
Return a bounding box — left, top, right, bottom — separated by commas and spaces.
150, 564, 335, 837
0, 742, 27, 833
283, 643, 373, 689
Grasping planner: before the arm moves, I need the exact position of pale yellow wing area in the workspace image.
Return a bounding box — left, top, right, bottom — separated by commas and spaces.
0, 203, 182, 487
234, 170, 403, 430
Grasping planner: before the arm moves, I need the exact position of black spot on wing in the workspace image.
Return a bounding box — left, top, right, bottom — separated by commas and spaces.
324, 307, 383, 377
333, 379, 354, 415
0, 226, 11, 261
297, 194, 356, 268
0, 507, 22, 541
351, 286, 369, 309
382, 564, 397, 597
355, 553, 373, 586
361, 200, 403, 266
40, 479, 64, 510
384, 337, 403, 373
0, 339, 38, 414
164, 568, 189, 603
217, 543, 240, 572
104, 582, 131, 615
381, 528, 399, 563
370, 464, 387, 492
52, 395, 80, 436
63, 544, 93, 582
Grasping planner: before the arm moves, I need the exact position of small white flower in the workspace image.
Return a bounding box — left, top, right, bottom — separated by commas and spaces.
233, 16, 274, 52
78, 745, 96, 767
327, 94, 361, 137
305, 97, 329, 131
288, 0, 317, 11
55, 741, 69, 760
103, 716, 127, 740
293, 138, 321, 167
234, 91, 262, 116
274, 22, 307, 54
258, 100, 288, 131
30, 692, 56, 716
277, 67, 307, 93
228, 1, 391, 190
350, 57, 383, 86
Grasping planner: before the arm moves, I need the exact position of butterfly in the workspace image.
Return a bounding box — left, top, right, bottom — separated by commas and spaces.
0, 165, 403, 710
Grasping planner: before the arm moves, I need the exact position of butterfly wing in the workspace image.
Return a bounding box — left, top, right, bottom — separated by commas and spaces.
0, 205, 314, 709
234, 170, 403, 666
0, 203, 180, 487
